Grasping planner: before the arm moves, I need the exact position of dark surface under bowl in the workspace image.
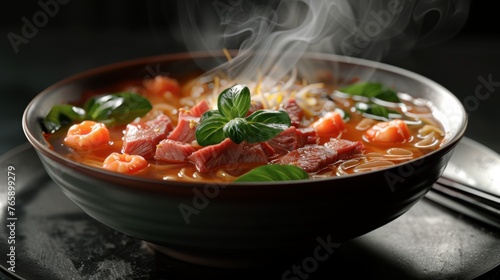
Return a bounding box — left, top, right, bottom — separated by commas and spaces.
22, 52, 467, 267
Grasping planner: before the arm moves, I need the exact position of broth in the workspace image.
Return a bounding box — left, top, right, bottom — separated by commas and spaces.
44, 73, 445, 182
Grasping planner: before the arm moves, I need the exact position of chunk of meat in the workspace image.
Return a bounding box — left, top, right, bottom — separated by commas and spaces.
122, 114, 173, 159
275, 145, 337, 173
246, 101, 264, 116
155, 139, 196, 163
167, 100, 210, 143
282, 99, 304, 127
299, 127, 319, 145
324, 138, 364, 159
273, 138, 364, 173
259, 142, 276, 157
186, 99, 210, 117
266, 127, 318, 156
187, 138, 268, 172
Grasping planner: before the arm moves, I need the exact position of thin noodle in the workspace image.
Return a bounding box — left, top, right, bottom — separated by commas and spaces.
178, 167, 199, 182
354, 160, 395, 173
222, 48, 232, 61
416, 132, 439, 148
82, 159, 103, 168
216, 169, 237, 181
154, 163, 187, 170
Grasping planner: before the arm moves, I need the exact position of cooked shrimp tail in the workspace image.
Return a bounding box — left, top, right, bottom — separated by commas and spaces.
103, 152, 149, 174
64, 120, 110, 151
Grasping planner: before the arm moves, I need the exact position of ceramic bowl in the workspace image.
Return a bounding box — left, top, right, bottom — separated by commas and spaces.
22, 52, 467, 267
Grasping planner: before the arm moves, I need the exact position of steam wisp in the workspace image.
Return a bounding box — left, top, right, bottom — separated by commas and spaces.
176, 0, 469, 90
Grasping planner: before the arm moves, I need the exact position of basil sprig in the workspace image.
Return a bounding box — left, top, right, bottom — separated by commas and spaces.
42, 92, 152, 133
195, 85, 291, 146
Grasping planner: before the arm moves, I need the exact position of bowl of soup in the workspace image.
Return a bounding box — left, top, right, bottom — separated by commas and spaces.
22, 52, 467, 267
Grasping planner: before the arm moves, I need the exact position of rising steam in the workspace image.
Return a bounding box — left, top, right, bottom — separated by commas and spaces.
175, 0, 469, 86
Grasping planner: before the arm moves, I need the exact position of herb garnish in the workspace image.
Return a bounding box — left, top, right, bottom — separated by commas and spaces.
339, 82, 400, 103
354, 102, 402, 121
234, 164, 309, 182
84, 92, 152, 126
195, 84, 291, 146
43, 105, 86, 133
339, 82, 403, 121
42, 92, 152, 133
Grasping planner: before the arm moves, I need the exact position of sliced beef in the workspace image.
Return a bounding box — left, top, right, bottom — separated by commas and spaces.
155, 139, 196, 163
167, 117, 197, 144
187, 100, 210, 117
167, 100, 210, 143
266, 127, 318, 156
273, 138, 364, 173
259, 142, 276, 157
324, 138, 364, 159
246, 101, 264, 116
299, 127, 319, 145
282, 99, 304, 127
187, 138, 268, 172
122, 114, 173, 158
273, 145, 337, 173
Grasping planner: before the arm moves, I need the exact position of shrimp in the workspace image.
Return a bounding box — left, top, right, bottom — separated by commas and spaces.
64, 120, 110, 150
103, 152, 149, 174
364, 119, 411, 143
310, 111, 345, 137
144, 76, 180, 97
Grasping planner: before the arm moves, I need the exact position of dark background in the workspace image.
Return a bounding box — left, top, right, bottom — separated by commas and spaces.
1, 0, 499, 156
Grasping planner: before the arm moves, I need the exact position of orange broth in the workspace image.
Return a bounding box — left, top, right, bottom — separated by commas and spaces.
45, 76, 445, 182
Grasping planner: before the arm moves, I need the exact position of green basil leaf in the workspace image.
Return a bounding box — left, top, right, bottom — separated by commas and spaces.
246, 109, 291, 126
244, 110, 291, 143
223, 118, 247, 144
340, 82, 400, 103
234, 164, 309, 182
340, 82, 382, 98
195, 115, 228, 146
42, 105, 86, 133
374, 88, 400, 102
196, 85, 292, 146
200, 109, 223, 123
84, 92, 152, 125
355, 102, 402, 120
218, 85, 251, 118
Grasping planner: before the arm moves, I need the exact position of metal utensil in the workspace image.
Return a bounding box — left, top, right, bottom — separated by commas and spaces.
426, 137, 500, 229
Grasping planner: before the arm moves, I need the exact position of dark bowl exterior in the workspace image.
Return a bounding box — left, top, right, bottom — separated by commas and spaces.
23, 52, 466, 266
